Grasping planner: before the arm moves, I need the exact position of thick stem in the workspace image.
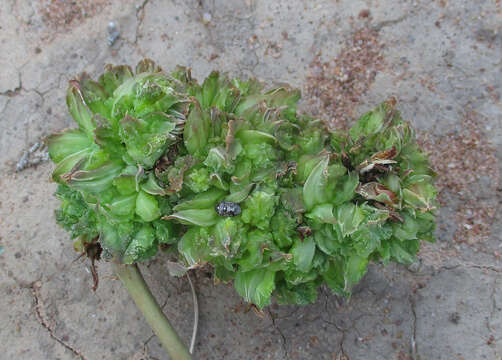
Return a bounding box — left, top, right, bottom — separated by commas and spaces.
114, 263, 191, 360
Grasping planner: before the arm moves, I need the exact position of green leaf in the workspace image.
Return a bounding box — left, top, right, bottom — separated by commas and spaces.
270, 209, 297, 248
141, 172, 169, 196
335, 203, 365, 237
306, 203, 337, 225
106, 194, 136, 217
314, 225, 340, 256
186, 167, 211, 193
237, 130, 276, 144
51, 148, 92, 182
213, 218, 244, 255
98, 64, 134, 95
241, 191, 278, 230
47, 129, 100, 182
303, 155, 329, 211
322, 260, 347, 296
352, 224, 390, 258
178, 228, 209, 266
242, 142, 276, 168
225, 183, 255, 203
164, 208, 218, 227
79, 73, 110, 118
135, 58, 162, 74
290, 236, 315, 272
275, 282, 318, 305
199, 71, 219, 108
118, 113, 177, 168
173, 189, 225, 211
392, 212, 419, 241
64, 161, 124, 193
402, 183, 437, 211
123, 224, 157, 264
94, 122, 124, 156
344, 254, 368, 290
332, 171, 359, 205
209, 172, 229, 191
264, 86, 300, 118
135, 190, 161, 222
297, 126, 326, 155
349, 104, 385, 140
67, 81, 96, 138
54, 184, 98, 240
47, 129, 94, 163
237, 230, 269, 271
389, 239, 415, 264
164, 155, 195, 193
153, 220, 177, 244
204, 147, 230, 173
113, 175, 136, 195
98, 221, 131, 257
280, 187, 306, 214
235, 94, 265, 116
234, 269, 276, 309
296, 154, 323, 183
184, 100, 210, 157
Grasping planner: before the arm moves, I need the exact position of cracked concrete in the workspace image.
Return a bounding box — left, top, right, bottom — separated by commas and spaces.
1, 0, 501, 359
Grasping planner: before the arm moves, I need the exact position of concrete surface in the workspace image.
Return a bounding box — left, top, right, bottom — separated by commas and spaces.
1, 0, 501, 359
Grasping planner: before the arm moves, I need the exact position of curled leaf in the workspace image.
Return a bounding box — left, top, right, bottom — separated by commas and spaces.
63, 161, 123, 193
303, 155, 329, 211
67, 80, 96, 138
163, 208, 218, 227
136, 58, 162, 74
184, 100, 210, 157
356, 182, 398, 206
173, 188, 226, 211
141, 172, 169, 196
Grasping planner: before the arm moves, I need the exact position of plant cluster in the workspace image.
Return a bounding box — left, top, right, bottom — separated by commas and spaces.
49, 59, 437, 309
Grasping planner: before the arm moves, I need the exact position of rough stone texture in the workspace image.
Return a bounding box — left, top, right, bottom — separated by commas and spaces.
0, 0, 501, 359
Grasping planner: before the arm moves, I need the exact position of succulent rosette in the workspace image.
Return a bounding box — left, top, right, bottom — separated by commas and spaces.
49, 59, 437, 309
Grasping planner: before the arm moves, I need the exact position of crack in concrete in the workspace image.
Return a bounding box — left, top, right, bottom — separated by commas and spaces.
24, 73, 64, 100
31, 280, 88, 360
115, 0, 150, 57
267, 309, 290, 360
487, 277, 498, 333
321, 290, 351, 358
121, 37, 147, 58
134, 0, 150, 45
372, 14, 409, 32
131, 333, 159, 360
410, 296, 418, 360
0, 97, 10, 114
0, 72, 23, 97
440, 263, 502, 273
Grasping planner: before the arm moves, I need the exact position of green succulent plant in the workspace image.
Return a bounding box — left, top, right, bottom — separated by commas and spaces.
48, 59, 437, 358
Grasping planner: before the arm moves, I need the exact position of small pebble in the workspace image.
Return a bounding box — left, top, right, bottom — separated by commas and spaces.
107, 21, 120, 46
449, 312, 460, 324
107, 22, 117, 34
202, 12, 212, 24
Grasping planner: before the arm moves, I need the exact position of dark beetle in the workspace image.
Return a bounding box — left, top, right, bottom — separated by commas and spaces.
215, 201, 241, 217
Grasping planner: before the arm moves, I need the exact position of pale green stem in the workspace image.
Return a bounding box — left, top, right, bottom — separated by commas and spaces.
114, 263, 191, 360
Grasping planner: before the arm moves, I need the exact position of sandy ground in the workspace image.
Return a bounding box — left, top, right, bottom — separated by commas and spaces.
0, 0, 501, 359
